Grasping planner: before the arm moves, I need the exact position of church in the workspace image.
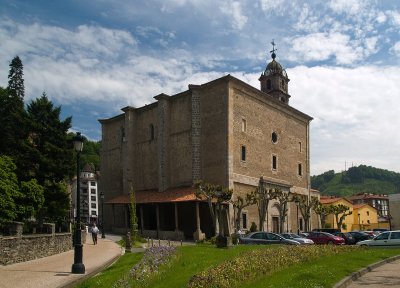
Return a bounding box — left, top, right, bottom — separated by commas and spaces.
99, 45, 319, 240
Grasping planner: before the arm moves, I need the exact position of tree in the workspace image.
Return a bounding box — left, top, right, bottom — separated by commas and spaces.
249, 176, 276, 231
273, 188, 291, 233
194, 180, 232, 237
26, 93, 74, 221
230, 192, 255, 233
19, 179, 44, 220
129, 183, 138, 242
0, 156, 21, 225
331, 204, 352, 230
295, 195, 319, 232
313, 202, 334, 228
8, 56, 24, 101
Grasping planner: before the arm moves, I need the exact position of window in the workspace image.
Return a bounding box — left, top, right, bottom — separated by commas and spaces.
82, 181, 87, 185
367, 211, 369, 216
298, 163, 302, 176
299, 142, 302, 152
150, 124, 155, 140
242, 212, 248, 229
91, 196, 96, 201
272, 155, 277, 170
91, 203, 96, 208
82, 188, 88, 194
391, 232, 400, 239
91, 189, 96, 194
267, 79, 272, 90
376, 233, 389, 240
271, 132, 278, 143
91, 211, 97, 216
241, 118, 246, 132
91, 181, 96, 186
241, 146, 246, 161
367, 220, 370, 224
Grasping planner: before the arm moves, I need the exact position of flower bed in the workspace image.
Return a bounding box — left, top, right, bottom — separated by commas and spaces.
113, 245, 177, 288
188, 245, 359, 288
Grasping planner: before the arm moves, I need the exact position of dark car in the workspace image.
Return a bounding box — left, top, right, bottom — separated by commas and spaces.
239, 232, 300, 245
348, 231, 374, 243
306, 231, 345, 245
333, 232, 356, 245
312, 228, 341, 234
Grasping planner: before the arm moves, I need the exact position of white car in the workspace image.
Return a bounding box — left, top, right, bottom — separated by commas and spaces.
357, 230, 400, 247
281, 233, 314, 245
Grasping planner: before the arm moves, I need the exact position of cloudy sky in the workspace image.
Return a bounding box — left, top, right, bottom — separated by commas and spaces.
1, 0, 399, 175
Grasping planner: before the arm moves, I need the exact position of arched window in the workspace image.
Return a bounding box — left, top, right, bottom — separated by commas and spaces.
267, 79, 272, 90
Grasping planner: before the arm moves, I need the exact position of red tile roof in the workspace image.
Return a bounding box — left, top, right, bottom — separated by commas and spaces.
106, 186, 199, 204
348, 193, 388, 200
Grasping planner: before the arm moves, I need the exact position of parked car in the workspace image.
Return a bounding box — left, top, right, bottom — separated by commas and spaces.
357, 231, 400, 247
348, 231, 374, 243
333, 232, 356, 245
281, 233, 314, 245
373, 228, 389, 234
306, 231, 345, 245
239, 232, 300, 245
312, 228, 341, 234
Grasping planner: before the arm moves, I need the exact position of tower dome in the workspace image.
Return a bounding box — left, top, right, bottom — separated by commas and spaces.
259, 41, 291, 104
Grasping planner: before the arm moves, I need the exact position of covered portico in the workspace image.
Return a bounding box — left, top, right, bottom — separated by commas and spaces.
105, 187, 213, 240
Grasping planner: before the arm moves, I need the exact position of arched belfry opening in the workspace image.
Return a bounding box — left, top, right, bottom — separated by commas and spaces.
259, 40, 291, 104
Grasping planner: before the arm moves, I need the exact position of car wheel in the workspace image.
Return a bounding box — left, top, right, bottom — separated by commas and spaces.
327, 241, 334, 245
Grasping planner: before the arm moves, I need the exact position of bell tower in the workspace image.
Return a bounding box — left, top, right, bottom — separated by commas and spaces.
259, 41, 291, 104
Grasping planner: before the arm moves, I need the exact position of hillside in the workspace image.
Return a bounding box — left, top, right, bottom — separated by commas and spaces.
311, 165, 400, 197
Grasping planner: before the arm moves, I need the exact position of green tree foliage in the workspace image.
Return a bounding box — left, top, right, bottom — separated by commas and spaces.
230, 193, 255, 233
313, 202, 334, 228
8, 56, 24, 101
311, 165, 400, 197
331, 204, 352, 230
26, 93, 74, 221
81, 140, 101, 171
294, 195, 319, 232
19, 179, 44, 220
273, 189, 291, 233
0, 156, 21, 224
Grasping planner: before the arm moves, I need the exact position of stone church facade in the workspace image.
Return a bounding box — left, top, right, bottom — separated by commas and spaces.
99, 50, 319, 239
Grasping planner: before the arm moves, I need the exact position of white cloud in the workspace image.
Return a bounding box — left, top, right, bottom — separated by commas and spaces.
219, 1, 248, 30
329, 0, 369, 16
390, 42, 400, 56
289, 65, 400, 175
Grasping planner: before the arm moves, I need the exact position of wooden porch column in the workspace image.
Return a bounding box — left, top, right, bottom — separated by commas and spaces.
140, 205, 144, 232
193, 201, 205, 241
156, 204, 160, 239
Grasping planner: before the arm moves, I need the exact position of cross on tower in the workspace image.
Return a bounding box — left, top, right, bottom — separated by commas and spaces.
270, 40, 277, 59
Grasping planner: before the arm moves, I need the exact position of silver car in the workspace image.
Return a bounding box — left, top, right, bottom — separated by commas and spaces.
357, 230, 400, 247
281, 233, 314, 245
239, 232, 300, 245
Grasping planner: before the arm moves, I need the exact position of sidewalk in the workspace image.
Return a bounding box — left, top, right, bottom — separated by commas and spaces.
335, 255, 400, 288
0, 234, 123, 288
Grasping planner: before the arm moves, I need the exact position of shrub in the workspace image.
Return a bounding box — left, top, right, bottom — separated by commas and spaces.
188, 245, 359, 288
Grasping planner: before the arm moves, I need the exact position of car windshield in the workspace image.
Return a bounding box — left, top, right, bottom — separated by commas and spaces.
281, 234, 291, 239
289, 233, 300, 238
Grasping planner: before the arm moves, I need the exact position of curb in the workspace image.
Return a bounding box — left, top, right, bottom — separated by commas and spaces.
333, 254, 400, 288
62, 247, 124, 288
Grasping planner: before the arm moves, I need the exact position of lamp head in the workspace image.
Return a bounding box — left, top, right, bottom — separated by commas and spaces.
73, 132, 84, 152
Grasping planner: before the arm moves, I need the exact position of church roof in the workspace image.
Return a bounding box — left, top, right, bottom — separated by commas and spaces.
263, 59, 288, 78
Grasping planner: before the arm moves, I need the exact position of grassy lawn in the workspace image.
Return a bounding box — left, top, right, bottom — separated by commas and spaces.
75, 245, 400, 288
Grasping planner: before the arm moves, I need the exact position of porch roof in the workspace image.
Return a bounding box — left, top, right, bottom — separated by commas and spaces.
105, 186, 198, 204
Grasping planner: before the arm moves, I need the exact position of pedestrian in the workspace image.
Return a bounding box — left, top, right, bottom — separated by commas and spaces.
91, 222, 99, 245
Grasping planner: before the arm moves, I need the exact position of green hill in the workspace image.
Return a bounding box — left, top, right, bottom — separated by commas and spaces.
311, 165, 400, 197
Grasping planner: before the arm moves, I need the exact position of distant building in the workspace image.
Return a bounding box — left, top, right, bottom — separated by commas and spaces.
99, 46, 319, 239
71, 163, 99, 225
348, 193, 389, 217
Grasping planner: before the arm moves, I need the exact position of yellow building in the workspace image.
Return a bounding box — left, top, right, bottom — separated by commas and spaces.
352, 204, 380, 231
320, 197, 353, 232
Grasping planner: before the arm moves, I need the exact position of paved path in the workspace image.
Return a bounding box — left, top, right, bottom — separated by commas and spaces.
0, 234, 123, 288
345, 258, 400, 288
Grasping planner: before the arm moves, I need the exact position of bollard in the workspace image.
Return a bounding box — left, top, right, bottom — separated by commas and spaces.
168, 240, 170, 246
151, 238, 154, 247
147, 237, 150, 248
181, 239, 183, 246
158, 239, 161, 246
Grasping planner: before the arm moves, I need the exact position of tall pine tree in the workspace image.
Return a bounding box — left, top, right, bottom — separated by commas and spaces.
8, 56, 25, 102
27, 93, 74, 222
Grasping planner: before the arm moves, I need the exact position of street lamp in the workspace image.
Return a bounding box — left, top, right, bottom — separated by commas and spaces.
72, 132, 85, 274
295, 198, 300, 235
100, 191, 105, 238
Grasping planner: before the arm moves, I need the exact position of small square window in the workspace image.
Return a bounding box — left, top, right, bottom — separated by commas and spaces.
241, 146, 246, 161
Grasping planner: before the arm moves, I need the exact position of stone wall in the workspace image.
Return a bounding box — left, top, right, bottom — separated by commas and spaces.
0, 222, 75, 265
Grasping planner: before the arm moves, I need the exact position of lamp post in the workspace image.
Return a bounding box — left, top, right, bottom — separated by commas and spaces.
72, 132, 85, 274
295, 198, 300, 235
100, 191, 105, 238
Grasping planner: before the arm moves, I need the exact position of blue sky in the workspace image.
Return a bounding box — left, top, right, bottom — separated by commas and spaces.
1, 0, 400, 175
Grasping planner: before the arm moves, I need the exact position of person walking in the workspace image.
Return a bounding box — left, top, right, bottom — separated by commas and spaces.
91, 222, 99, 245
